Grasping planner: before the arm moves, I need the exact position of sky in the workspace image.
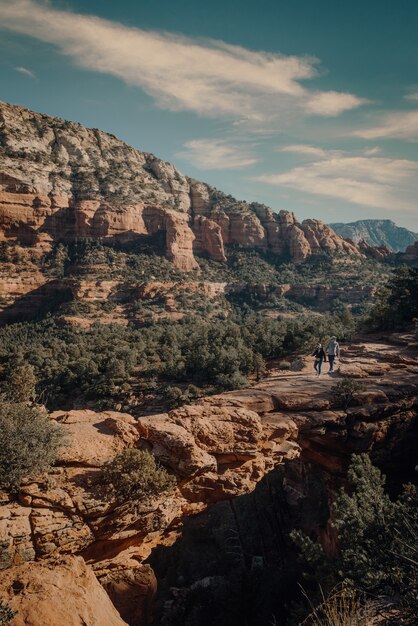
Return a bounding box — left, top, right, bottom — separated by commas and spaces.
0, 0, 418, 230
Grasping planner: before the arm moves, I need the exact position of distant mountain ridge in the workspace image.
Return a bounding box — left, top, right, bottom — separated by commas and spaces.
330, 219, 418, 252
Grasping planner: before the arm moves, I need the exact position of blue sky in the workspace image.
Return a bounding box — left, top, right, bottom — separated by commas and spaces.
1, 0, 418, 229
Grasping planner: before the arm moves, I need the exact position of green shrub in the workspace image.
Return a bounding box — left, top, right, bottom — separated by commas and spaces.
330, 377, 366, 410
366, 265, 418, 330
102, 448, 176, 503
164, 384, 202, 409
215, 371, 248, 390
0, 403, 65, 491
164, 385, 187, 409
290, 357, 304, 371
0, 600, 16, 625
291, 455, 418, 614
3, 364, 36, 403
187, 384, 201, 399
278, 360, 291, 370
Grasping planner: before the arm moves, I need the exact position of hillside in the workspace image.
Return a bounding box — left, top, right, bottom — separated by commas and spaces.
0, 100, 359, 271
0, 102, 394, 326
0, 103, 417, 626
331, 219, 418, 252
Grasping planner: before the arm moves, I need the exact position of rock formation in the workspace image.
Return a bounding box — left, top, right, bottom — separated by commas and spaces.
1, 102, 361, 270
357, 239, 393, 261
0, 556, 129, 626
0, 333, 417, 625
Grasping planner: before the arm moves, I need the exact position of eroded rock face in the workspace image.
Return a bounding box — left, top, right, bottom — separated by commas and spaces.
97, 561, 157, 626
192, 215, 226, 262
0, 556, 129, 626
0, 102, 364, 271
138, 403, 300, 504
0, 336, 417, 624
358, 239, 393, 261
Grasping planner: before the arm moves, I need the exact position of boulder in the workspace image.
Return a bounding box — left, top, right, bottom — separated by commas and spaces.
50, 410, 140, 467
0, 556, 128, 626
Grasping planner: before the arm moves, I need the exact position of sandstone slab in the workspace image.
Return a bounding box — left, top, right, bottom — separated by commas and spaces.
0, 556, 128, 626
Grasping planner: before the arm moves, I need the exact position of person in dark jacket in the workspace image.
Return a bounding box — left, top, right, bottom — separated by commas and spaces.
312, 343, 326, 376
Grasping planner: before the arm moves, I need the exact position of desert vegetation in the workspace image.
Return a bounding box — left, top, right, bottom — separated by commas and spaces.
330, 378, 366, 410
291, 454, 418, 623
0, 402, 65, 491
0, 309, 355, 411
0, 600, 16, 626
366, 265, 418, 330
102, 448, 176, 503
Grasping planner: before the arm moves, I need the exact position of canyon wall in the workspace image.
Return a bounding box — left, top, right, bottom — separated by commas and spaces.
1, 335, 417, 625
0, 102, 361, 270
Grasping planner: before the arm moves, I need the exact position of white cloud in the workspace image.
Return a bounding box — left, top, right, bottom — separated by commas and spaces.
177, 139, 257, 169
278, 144, 381, 159
405, 92, 418, 102
279, 144, 328, 158
256, 155, 418, 211
306, 91, 369, 116
0, 0, 367, 123
14, 65, 36, 79
353, 110, 418, 140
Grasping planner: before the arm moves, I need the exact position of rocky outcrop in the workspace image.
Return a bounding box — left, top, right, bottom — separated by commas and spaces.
189, 196, 360, 263
1, 403, 299, 569
0, 556, 129, 626
236, 281, 377, 310
164, 211, 198, 271
138, 403, 299, 505
0, 335, 417, 624
1, 102, 363, 270
192, 215, 226, 262
0, 400, 301, 624
357, 239, 393, 261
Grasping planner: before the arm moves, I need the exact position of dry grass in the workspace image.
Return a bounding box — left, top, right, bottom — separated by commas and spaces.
300, 585, 375, 626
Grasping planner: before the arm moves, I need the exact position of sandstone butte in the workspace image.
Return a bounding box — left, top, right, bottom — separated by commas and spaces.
0, 101, 363, 273
0, 333, 417, 625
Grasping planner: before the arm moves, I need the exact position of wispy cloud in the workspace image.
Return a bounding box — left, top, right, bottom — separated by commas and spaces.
177, 139, 258, 169
306, 91, 370, 116
352, 110, 418, 140
0, 0, 367, 124
257, 154, 418, 211
405, 92, 418, 102
279, 144, 330, 158
14, 65, 36, 79
278, 144, 381, 159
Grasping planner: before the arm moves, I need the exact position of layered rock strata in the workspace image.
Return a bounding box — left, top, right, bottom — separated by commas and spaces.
1, 102, 361, 271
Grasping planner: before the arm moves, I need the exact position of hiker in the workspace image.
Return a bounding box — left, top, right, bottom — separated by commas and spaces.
312, 343, 326, 376
326, 336, 340, 372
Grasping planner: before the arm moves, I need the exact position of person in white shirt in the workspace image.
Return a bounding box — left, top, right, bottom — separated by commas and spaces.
325, 336, 340, 372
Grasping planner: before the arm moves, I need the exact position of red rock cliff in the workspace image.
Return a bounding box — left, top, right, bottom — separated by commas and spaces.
0, 102, 361, 269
